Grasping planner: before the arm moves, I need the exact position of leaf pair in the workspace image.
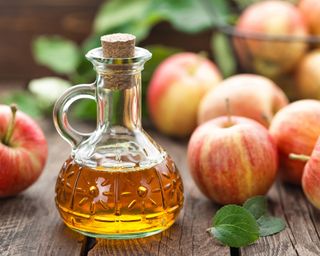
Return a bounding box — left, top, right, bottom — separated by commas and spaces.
243, 196, 286, 237
207, 196, 286, 248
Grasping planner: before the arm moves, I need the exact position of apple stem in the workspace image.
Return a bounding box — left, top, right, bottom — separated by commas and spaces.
289, 153, 310, 162
3, 104, 18, 146
225, 98, 232, 126
261, 113, 272, 126
187, 52, 206, 75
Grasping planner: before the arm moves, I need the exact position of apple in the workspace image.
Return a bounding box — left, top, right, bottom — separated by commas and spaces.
0, 105, 48, 197
296, 49, 320, 99
188, 116, 278, 205
289, 137, 320, 209
269, 100, 320, 184
198, 74, 288, 127
147, 52, 222, 137
299, 0, 320, 36
234, 0, 308, 78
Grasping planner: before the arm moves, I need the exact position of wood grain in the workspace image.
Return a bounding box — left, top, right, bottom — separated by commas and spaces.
87, 133, 229, 256
240, 181, 320, 256
0, 122, 85, 256
2, 117, 320, 256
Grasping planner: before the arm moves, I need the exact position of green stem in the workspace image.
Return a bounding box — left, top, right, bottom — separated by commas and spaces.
3, 104, 18, 145
289, 153, 310, 162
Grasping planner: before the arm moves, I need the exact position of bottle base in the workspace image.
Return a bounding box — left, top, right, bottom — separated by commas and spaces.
68, 225, 167, 239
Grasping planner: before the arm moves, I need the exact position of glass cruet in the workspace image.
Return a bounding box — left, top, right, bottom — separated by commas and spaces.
53, 33, 184, 239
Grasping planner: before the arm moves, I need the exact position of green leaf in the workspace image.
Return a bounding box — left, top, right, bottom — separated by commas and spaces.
95, 0, 161, 43
243, 196, 286, 237
153, 0, 230, 33
209, 205, 260, 248
243, 196, 267, 220
94, 0, 152, 34
1, 91, 43, 118
211, 32, 236, 77
257, 215, 286, 237
28, 77, 71, 108
72, 99, 97, 121
33, 36, 80, 74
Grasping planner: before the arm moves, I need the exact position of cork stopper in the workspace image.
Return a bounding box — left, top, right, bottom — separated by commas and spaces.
101, 33, 136, 58
99, 33, 137, 90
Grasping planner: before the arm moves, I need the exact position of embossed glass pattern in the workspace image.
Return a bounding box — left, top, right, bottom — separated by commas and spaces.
53, 46, 184, 239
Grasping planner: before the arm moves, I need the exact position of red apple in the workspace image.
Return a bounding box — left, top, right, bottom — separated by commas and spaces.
188, 116, 278, 205
234, 0, 308, 78
269, 100, 320, 184
301, 138, 320, 209
147, 52, 222, 137
198, 74, 288, 127
290, 137, 320, 209
299, 0, 320, 36
296, 49, 320, 99
0, 105, 48, 197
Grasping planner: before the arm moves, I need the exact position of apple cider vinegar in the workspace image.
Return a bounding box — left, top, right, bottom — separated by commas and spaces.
55, 155, 183, 238
53, 33, 184, 238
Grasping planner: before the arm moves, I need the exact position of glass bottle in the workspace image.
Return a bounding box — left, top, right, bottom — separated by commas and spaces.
53, 34, 184, 239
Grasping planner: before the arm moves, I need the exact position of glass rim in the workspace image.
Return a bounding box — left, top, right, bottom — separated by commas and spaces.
85, 46, 152, 64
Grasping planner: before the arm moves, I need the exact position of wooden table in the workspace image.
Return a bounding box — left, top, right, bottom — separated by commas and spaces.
1, 121, 320, 256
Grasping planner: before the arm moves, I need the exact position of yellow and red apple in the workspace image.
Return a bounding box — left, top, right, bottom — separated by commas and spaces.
290, 137, 320, 209
0, 105, 48, 197
198, 74, 288, 127
296, 49, 320, 99
234, 0, 308, 78
188, 116, 278, 205
299, 0, 320, 36
269, 100, 320, 184
147, 52, 222, 137
301, 138, 320, 209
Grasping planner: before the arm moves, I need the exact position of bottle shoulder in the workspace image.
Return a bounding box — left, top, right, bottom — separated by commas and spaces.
72, 128, 165, 169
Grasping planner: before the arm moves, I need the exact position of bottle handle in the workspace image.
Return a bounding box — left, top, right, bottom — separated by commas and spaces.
53, 83, 96, 148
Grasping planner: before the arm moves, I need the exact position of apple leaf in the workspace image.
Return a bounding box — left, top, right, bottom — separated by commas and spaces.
93, 0, 161, 43
257, 215, 286, 237
243, 196, 267, 220
94, 0, 150, 34
211, 32, 236, 77
243, 196, 286, 236
2, 91, 43, 118
208, 205, 260, 248
72, 99, 97, 121
33, 36, 80, 75
153, 0, 231, 33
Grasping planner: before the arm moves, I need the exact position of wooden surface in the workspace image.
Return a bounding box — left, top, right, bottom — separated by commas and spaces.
1, 121, 320, 256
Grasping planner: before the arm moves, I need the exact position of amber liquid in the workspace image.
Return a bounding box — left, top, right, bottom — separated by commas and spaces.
55, 155, 184, 238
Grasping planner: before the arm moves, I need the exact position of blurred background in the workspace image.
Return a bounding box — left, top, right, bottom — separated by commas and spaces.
0, 0, 232, 119
0, 0, 219, 83
2, 0, 318, 126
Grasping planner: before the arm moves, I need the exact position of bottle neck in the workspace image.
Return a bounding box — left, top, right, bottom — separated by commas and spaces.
96, 71, 142, 132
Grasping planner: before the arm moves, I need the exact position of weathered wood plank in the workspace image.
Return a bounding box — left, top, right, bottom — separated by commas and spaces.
241, 181, 320, 256
88, 133, 229, 256
0, 122, 85, 256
